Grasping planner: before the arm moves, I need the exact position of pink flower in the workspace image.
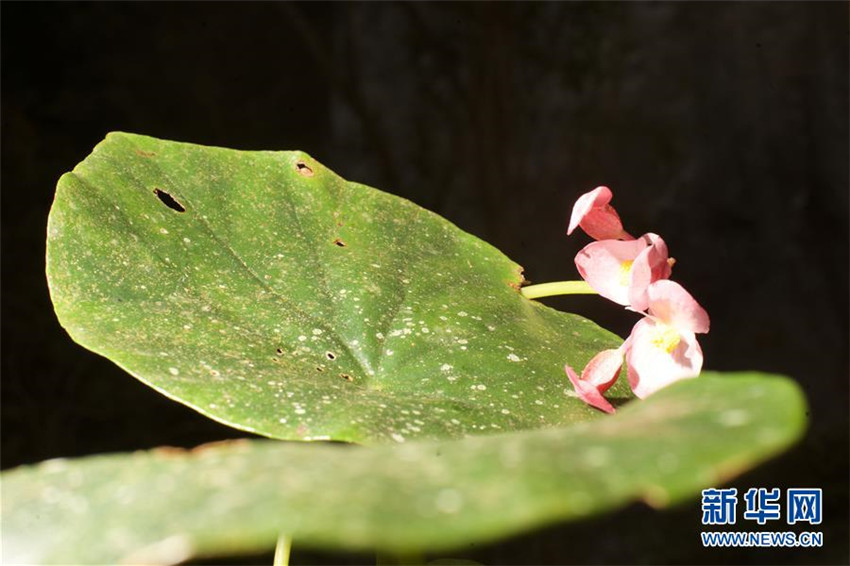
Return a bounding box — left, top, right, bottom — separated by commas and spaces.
564, 185, 709, 411
567, 186, 633, 241
565, 348, 624, 414
566, 280, 710, 411
624, 280, 710, 398
574, 233, 673, 311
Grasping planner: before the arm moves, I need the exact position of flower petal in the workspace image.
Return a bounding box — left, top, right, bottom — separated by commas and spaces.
575, 238, 650, 306
581, 348, 623, 391
567, 186, 632, 240
647, 279, 710, 334
568, 186, 612, 235
566, 365, 616, 413
625, 317, 703, 398
627, 233, 673, 312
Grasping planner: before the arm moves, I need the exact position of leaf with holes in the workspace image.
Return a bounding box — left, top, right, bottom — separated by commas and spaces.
47, 132, 628, 444
1, 373, 807, 564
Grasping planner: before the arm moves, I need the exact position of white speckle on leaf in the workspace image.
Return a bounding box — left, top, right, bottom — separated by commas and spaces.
168, 367, 179, 376
440, 363, 453, 372
584, 447, 611, 467
312, 329, 323, 336
748, 385, 767, 398
457, 311, 468, 317
435, 489, 463, 514
159, 228, 169, 235
718, 409, 750, 427
507, 353, 521, 362
391, 433, 406, 443
376, 332, 385, 340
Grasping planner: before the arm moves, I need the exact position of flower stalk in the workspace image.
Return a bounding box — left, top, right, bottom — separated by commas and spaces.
274, 534, 291, 566
520, 280, 596, 300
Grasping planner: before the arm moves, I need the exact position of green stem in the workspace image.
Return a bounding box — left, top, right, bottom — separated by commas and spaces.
273, 534, 291, 566
520, 280, 596, 300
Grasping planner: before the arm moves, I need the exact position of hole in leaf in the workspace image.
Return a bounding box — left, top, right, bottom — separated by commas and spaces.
153, 189, 186, 212
339, 373, 354, 382
326, 352, 336, 360
316, 366, 325, 372
295, 161, 314, 177
275, 348, 284, 355
333, 238, 347, 248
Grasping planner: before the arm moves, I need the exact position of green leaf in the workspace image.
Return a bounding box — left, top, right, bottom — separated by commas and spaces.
46, 132, 628, 444
1, 373, 807, 565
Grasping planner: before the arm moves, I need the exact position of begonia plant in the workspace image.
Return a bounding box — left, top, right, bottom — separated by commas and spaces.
1, 134, 806, 565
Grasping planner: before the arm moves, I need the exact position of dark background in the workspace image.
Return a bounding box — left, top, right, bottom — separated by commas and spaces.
2, 2, 847, 564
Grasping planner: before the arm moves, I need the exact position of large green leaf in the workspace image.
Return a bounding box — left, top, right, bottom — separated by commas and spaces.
2, 373, 806, 565
47, 132, 627, 444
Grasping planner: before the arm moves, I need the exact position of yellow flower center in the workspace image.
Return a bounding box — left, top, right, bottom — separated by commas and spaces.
618, 260, 634, 286
650, 324, 681, 354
